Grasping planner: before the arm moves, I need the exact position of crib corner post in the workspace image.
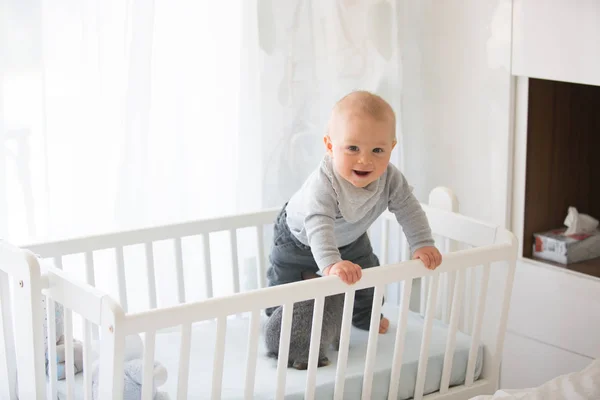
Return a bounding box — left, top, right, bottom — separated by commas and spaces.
13, 251, 46, 400
428, 186, 459, 213
488, 231, 519, 388
98, 296, 127, 400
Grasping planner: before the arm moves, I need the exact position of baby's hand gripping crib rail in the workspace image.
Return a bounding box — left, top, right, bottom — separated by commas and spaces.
0, 187, 517, 400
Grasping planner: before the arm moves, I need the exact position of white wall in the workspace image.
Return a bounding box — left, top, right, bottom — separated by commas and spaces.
399, 0, 514, 226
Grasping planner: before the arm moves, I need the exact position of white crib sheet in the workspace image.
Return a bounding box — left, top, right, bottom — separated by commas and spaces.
56, 304, 483, 400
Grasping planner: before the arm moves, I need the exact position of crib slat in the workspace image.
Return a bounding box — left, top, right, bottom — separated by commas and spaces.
305, 296, 325, 400
468, 267, 477, 333
491, 259, 517, 381
444, 268, 456, 325
443, 237, 451, 254
230, 230, 241, 294
142, 331, 156, 400
466, 264, 490, 386
85, 252, 100, 340
174, 238, 186, 303
380, 219, 390, 266
444, 272, 453, 323
211, 316, 227, 399
437, 271, 446, 321
440, 270, 465, 394
64, 308, 75, 400
0, 271, 17, 400
462, 268, 471, 333
387, 279, 413, 399
420, 276, 429, 316
444, 237, 464, 320
85, 251, 96, 287
115, 246, 129, 313
333, 290, 355, 400
463, 260, 477, 333
275, 302, 293, 400
414, 274, 440, 400
202, 234, 214, 299
98, 311, 126, 399
145, 243, 158, 309
54, 256, 63, 269
401, 230, 410, 261
361, 285, 385, 400
244, 309, 261, 400
177, 323, 192, 400
46, 297, 58, 400
256, 225, 266, 289
83, 319, 93, 400
397, 232, 411, 302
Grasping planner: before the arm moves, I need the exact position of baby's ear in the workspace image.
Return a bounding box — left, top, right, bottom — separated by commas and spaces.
323, 135, 333, 155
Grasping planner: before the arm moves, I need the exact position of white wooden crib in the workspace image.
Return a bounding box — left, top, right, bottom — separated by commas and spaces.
0, 187, 517, 400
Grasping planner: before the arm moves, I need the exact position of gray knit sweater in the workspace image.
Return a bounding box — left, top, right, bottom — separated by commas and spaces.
285, 155, 435, 270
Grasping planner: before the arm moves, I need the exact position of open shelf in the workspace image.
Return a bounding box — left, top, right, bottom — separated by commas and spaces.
522, 78, 600, 279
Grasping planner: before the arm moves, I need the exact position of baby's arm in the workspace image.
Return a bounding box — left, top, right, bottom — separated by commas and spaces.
387, 168, 442, 269
305, 207, 363, 284
301, 175, 363, 283
304, 212, 343, 270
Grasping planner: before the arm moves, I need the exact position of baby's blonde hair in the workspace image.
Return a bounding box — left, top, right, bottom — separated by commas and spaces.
329, 90, 396, 140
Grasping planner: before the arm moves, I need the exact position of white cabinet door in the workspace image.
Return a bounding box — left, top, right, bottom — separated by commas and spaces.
507, 259, 600, 359
501, 332, 594, 389
512, 0, 600, 86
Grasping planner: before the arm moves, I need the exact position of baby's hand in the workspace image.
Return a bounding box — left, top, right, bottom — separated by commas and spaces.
324, 261, 362, 284
413, 246, 442, 270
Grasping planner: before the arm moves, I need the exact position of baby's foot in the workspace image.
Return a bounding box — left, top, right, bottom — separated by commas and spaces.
318, 357, 330, 367
379, 316, 390, 334
292, 361, 308, 370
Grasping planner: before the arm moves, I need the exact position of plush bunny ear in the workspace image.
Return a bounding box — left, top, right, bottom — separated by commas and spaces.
123, 358, 145, 385
301, 270, 321, 280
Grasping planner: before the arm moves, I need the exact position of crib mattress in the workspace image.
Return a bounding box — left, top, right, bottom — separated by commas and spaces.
56, 304, 482, 399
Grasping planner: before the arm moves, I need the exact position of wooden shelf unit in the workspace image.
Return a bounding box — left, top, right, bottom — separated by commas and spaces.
522, 78, 600, 278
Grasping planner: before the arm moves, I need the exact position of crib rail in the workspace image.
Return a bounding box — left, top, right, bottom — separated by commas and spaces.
0, 242, 46, 400
111, 239, 515, 400
122, 244, 511, 333
378, 187, 494, 336
42, 266, 124, 400
23, 188, 482, 323
24, 209, 279, 314
24, 210, 280, 257
0, 240, 125, 400
28, 240, 513, 400
4, 187, 518, 400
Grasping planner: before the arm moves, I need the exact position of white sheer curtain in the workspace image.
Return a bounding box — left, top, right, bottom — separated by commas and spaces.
254, 0, 404, 209
1, 0, 244, 245
1, 0, 404, 307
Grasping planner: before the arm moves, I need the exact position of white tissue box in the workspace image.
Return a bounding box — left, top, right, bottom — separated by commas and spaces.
533, 228, 600, 264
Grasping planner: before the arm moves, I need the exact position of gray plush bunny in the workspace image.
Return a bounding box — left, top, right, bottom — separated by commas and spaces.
264, 271, 345, 370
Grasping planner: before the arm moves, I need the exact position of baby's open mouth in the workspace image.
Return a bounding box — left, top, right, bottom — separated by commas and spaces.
353, 170, 372, 177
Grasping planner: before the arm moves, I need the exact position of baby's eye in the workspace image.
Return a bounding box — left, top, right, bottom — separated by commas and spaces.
348, 146, 359, 152
373, 148, 384, 153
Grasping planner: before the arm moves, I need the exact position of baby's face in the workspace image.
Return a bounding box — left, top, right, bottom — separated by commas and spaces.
325, 113, 396, 188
